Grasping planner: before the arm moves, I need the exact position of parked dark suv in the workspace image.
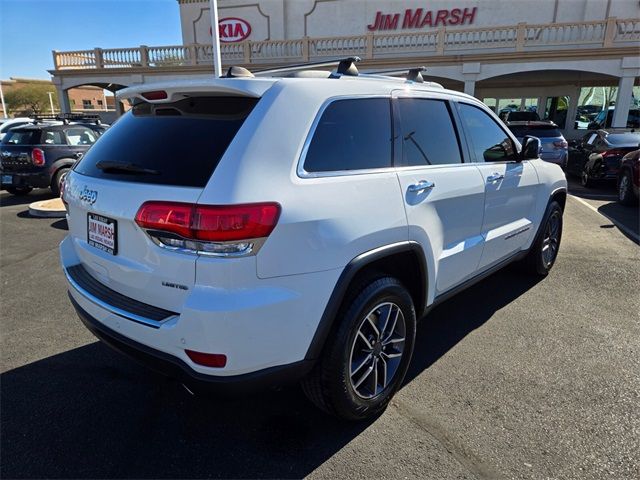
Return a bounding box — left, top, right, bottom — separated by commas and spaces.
1, 121, 99, 196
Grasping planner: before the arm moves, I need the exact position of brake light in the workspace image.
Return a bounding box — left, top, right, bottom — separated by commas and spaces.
185, 350, 227, 368
141, 90, 168, 101
31, 148, 45, 166
602, 149, 625, 158
135, 201, 281, 256
553, 140, 568, 149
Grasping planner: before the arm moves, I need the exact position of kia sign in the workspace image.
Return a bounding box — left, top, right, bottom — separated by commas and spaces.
210, 17, 251, 42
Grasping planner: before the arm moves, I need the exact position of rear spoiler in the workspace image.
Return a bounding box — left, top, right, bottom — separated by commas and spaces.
117, 79, 277, 104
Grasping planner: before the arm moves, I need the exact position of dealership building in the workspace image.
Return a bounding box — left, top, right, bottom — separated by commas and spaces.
50, 0, 639, 136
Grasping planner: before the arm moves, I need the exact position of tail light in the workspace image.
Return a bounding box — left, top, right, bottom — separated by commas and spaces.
135, 201, 280, 257
31, 148, 45, 166
141, 90, 168, 101
553, 140, 568, 149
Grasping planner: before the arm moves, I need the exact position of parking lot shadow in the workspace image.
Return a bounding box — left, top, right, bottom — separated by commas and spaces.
0, 190, 54, 208
0, 342, 372, 479
1, 266, 541, 479
405, 266, 542, 384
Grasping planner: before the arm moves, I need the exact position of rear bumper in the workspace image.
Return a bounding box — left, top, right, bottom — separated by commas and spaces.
69, 293, 313, 393
1, 171, 50, 189
60, 235, 339, 388
540, 151, 567, 166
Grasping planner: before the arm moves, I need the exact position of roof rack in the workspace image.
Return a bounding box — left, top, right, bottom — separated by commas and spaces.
249, 56, 362, 78
31, 113, 103, 125
364, 67, 427, 83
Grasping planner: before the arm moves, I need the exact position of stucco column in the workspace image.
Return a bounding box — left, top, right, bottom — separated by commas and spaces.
565, 85, 582, 134
462, 63, 481, 98
56, 87, 71, 114
464, 80, 476, 96
612, 76, 635, 128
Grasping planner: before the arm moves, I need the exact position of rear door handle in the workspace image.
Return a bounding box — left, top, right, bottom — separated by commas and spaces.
487, 173, 504, 183
408, 180, 435, 193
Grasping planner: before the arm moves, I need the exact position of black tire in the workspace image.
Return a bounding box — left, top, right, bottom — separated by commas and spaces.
580, 167, 593, 188
618, 170, 637, 206
51, 168, 70, 197
301, 277, 416, 421
521, 200, 563, 276
5, 186, 32, 196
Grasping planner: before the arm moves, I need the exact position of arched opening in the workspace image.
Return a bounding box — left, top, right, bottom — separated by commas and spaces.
476, 70, 639, 138
58, 82, 129, 123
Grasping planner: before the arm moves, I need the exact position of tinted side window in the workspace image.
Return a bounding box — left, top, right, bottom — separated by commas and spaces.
43, 131, 66, 145
458, 103, 517, 162
66, 128, 96, 146
303, 98, 391, 173
398, 98, 462, 166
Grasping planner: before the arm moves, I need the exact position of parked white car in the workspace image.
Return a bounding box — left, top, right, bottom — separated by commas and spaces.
60, 60, 567, 420
0, 117, 32, 141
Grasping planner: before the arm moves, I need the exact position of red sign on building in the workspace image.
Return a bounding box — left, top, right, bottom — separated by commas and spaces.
367, 7, 478, 31
215, 17, 252, 42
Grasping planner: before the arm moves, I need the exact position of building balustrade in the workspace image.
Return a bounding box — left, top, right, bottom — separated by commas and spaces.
52, 17, 639, 71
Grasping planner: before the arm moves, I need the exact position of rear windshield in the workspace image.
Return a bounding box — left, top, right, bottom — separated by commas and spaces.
508, 125, 562, 138
2, 129, 40, 145
606, 133, 640, 146
74, 96, 258, 187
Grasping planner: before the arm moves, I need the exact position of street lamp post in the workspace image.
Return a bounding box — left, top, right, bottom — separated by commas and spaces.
0, 82, 6, 118
47, 91, 55, 115
208, 0, 222, 77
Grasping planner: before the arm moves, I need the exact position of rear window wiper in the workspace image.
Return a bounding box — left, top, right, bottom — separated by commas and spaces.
95, 160, 160, 175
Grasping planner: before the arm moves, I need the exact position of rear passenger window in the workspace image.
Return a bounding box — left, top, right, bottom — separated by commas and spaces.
398, 98, 461, 166
66, 128, 96, 146
459, 103, 517, 162
44, 131, 66, 145
303, 98, 391, 173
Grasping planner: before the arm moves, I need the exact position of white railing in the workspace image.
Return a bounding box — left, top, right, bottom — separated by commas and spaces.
53, 17, 639, 70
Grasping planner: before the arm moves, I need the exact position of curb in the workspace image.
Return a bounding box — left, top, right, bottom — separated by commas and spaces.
28, 198, 67, 218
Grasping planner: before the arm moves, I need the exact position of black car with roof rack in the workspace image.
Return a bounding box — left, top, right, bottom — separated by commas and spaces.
0, 115, 106, 196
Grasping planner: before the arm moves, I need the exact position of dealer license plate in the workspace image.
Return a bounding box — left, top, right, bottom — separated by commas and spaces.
87, 213, 118, 255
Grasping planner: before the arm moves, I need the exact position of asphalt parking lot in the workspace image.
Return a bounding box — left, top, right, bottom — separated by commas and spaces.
1, 187, 638, 480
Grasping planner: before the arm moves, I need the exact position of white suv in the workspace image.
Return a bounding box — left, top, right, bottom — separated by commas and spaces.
60, 60, 567, 420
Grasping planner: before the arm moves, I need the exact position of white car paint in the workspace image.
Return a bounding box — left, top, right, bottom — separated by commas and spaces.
60, 73, 567, 379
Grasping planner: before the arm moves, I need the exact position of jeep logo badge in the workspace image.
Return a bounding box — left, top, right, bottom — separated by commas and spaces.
79, 186, 98, 205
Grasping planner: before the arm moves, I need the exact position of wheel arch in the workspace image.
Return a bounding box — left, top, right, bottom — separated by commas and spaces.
550, 187, 567, 211
304, 241, 428, 361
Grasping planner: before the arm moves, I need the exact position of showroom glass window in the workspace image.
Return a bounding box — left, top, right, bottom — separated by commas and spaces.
458, 103, 517, 162
303, 98, 392, 172
397, 98, 462, 166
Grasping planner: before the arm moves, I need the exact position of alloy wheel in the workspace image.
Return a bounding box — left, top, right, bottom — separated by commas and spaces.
541, 210, 561, 268
348, 302, 406, 399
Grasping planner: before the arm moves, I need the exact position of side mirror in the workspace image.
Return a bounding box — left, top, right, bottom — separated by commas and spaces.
520, 135, 541, 160
568, 139, 578, 148
587, 122, 599, 130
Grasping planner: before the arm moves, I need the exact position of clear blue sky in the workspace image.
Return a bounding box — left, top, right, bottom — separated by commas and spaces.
0, 0, 182, 80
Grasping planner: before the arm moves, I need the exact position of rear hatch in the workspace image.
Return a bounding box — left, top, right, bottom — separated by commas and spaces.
65, 93, 260, 312
1, 129, 42, 173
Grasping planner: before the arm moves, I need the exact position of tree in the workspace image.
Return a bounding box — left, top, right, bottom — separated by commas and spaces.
4, 84, 58, 115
